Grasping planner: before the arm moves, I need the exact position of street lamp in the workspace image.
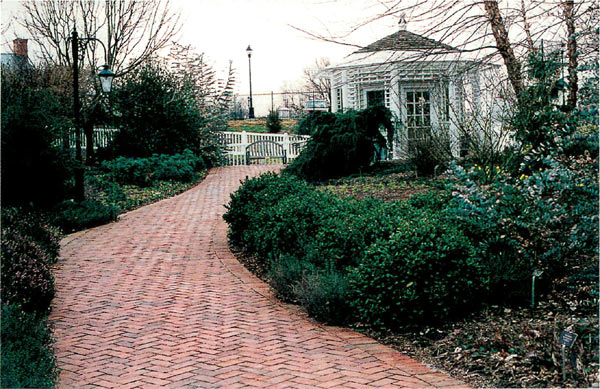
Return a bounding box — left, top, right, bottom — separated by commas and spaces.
71, 28, 116, 201
246, 45, 255, 119
98, 64, 115, 93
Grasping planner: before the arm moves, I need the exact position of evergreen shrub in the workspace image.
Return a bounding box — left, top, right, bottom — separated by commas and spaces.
1, 304, 57, 388
1, 228, 55, 313
50, 199, 119, 233
285, 105, 393, 181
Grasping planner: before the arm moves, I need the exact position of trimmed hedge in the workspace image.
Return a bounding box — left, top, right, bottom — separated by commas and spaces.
224, 173, 482, 326
50, 199, 119, 234
100, 149, 203, 187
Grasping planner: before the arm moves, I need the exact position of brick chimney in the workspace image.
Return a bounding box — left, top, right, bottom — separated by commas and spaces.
13, 39, 28, 58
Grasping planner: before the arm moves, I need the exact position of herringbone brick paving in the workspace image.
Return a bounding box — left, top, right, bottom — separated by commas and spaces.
50, 165, 467, 388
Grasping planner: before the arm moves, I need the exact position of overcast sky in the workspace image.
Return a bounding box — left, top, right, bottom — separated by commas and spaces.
1, 0, 402, 97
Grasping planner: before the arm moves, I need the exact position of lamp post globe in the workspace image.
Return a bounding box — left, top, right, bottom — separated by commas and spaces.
98, 64, 115, 93
246, 45, 255, 119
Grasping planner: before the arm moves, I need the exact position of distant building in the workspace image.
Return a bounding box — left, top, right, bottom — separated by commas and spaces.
319, 18, 491, 159
1, 38, 31, 69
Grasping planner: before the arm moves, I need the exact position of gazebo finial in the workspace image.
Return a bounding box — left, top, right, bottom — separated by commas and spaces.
398, 13, 407, 30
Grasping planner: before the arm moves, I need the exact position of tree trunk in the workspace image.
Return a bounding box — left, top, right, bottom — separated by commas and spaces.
484, 1, 524, 101
563, 0, 578, 109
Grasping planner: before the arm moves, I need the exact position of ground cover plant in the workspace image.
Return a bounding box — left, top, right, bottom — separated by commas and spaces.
1, 208, 61, 387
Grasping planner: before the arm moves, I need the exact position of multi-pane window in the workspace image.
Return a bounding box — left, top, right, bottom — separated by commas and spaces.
336, 88, 343, 111
406, 90, 431, 152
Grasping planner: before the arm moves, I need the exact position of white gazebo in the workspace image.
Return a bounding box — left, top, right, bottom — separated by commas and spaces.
320, 19, 489, 160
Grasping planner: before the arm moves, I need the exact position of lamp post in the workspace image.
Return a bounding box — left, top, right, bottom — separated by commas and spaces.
246, 45, 255, 119
71, 28, 115, 201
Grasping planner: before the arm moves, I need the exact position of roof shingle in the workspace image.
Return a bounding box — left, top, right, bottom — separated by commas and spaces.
357, 29, 458, 53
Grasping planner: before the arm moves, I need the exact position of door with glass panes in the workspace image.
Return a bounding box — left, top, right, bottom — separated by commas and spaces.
404, 89, 431, 153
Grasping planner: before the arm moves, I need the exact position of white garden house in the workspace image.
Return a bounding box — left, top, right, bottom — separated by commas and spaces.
320, 19, 490, 160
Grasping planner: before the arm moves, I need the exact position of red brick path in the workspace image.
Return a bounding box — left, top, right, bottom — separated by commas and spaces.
50, 165, 467, 388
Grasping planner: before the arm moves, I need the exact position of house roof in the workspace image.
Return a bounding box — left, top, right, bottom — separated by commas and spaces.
356, 29, 458, 54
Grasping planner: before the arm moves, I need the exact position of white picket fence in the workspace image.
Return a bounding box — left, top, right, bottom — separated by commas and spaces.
68, 128, 310, 166
217, 131, 310, 166
68, 128, 118, 150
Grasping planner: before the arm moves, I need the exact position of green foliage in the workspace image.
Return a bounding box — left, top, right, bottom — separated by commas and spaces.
350, 211, 483, 327
1, 211, 59, 313
225, 172, 478, 325
510, 51, 578, 174
113, 61, 219, 162
295, 111, 336, 136
100, 149, 202, 187
293, 268, 351, 325
1, 304, 57, 389
1, 66, 74, 207
285, 105, 393, 181
449, 156, 598, 302
50, 199, 119, 233
266, 109, 282, 133
1, 208, 62, 260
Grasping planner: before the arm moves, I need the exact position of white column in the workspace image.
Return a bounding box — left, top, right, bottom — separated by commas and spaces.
448, 78, 460, 158
341, 70, 349, 112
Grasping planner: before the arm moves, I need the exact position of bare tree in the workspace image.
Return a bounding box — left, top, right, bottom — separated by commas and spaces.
20, 0, 180, 76
167, 43, 236, 131
562, 0, 578, 108
19, 0, 181, 161
292, 0, 597, 102
302, 57, 332, 107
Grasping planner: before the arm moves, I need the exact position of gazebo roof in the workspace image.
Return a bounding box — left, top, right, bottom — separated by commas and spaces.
356, 29, 458, 54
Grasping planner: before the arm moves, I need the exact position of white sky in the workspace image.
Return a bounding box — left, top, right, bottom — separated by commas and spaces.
1, 0, 401, 98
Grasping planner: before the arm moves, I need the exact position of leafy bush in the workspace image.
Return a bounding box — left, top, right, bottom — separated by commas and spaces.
50, 199, 119, 233
293, 268, 351, 325
285, 105, 393, 181
112, 61, 216, 160
295, 111, 336, 136
225, 172, 479, 326
448, 155, 598, 302
1, 66, 74, 208
1, 229, 55, 313
1, 208, 61, 261
101, 149, 202, 187
266, 109, 282, 133
349, 211, 483, 327
1, 304, 57, 388
224, 172, 314, 250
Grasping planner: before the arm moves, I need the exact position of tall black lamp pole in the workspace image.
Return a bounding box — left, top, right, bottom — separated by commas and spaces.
71, 28, 115, 202
247, 45, 255, 119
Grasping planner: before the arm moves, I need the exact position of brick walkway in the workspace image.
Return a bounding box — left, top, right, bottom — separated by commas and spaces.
50, 165, 466, 388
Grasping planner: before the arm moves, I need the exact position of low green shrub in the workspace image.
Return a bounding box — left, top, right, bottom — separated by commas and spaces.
1, 304, 57, 388
266, 109, 282, 133
225, 172, 475, 326
101, 149, 202, 187
1, 229, 55, 313
50, 199, 119, 233
349, 211, 483, 327
224, 172, 314, 249
294, 268, 352, 325
268, 254, 316, 302
1, 208, 61, 261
